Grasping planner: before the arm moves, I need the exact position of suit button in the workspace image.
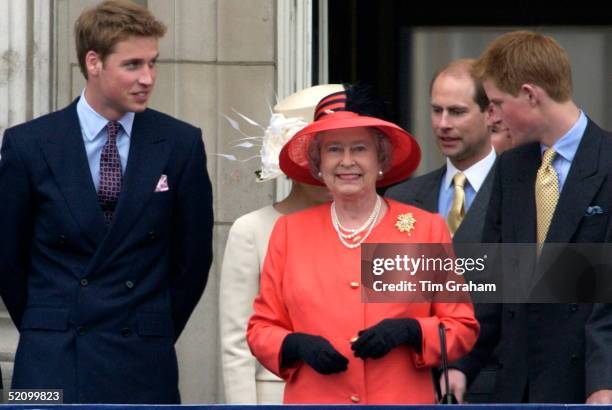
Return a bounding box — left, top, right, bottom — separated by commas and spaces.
349, 281, 360, 289
125, 280, 134, 289
570, 304, 579, 312
80, 279, 88, 287
350, 395, 360, 403
571, 354, 580, 364
58, 235, 67, 245
121, 327, 132, 337
148, 230, 156, 240
77, 326, 86, 336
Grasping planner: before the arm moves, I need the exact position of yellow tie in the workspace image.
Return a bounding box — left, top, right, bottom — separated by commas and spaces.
535, 148, 559, 244
447, 172, 466, 235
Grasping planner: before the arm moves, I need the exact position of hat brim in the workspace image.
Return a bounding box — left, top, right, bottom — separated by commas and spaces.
279, 111, 421, 187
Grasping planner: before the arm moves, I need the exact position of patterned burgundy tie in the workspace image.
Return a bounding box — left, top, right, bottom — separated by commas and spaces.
98, 121, 122, 224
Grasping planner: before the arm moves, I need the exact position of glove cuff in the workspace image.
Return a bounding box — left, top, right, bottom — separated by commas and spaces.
281, 332, 305, 367
403, 318, 423, 353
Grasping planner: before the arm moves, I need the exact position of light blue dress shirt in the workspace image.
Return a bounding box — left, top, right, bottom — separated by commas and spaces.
76, 91, 135, 191
438, 148, 497, 219
541, 110, 587, 192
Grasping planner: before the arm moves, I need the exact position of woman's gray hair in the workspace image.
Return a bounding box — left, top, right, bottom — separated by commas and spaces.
307, 128, 393, 179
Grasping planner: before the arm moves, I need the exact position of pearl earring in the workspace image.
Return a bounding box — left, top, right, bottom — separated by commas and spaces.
378, 170, 383, 177
317, 171, 323, 178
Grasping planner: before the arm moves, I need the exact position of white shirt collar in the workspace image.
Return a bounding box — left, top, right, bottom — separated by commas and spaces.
443, 147, 496, 191
77, 89, 135, 141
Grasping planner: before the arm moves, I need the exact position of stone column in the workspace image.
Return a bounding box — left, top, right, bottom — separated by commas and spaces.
0, 1, 28, 136
0, 0, 52, 402
275, 0, 313, 200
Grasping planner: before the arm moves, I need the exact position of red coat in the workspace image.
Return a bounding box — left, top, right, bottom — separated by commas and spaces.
248, 199, 479, 404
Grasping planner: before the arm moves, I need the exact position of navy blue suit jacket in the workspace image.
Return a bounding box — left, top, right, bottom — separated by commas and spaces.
0, 100, 213, 403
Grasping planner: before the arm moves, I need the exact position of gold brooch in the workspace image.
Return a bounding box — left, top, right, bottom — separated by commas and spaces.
395, 213, 416, 236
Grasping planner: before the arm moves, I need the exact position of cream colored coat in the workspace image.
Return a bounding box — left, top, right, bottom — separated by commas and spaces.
219, 205, 284, 403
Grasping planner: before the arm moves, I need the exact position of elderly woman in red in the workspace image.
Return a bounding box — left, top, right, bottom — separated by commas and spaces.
247, 85, 479, 404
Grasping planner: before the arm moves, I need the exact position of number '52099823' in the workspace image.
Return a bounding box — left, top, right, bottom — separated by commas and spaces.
8, 390, 62, 402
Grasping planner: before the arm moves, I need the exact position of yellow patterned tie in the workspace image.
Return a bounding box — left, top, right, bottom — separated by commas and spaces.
447, 172, 466, 236
536, 148, 559, 244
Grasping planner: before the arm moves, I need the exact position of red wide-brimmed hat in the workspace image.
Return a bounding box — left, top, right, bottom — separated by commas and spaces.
279, 88, 421, 187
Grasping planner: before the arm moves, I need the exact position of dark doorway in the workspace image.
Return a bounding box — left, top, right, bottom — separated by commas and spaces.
325, 0, 612, 131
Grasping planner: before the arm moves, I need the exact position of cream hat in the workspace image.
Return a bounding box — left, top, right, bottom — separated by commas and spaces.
273, 84, 345, 121
256, 84, 344, 181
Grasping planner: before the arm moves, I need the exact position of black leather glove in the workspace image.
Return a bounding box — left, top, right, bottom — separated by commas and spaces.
351, 318, 422, 359
281, 332, 349, 375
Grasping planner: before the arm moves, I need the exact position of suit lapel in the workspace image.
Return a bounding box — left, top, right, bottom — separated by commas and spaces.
534, 122, 604, 292
39, 100, 107, 248
413, 166, 445, 213
547, 121, 604, 243
90, 110, 171, 266
454, 162, 495, 242
505, 146, 540, 296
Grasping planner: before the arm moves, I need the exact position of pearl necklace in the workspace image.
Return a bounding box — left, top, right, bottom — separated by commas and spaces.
331, 196, 382, 248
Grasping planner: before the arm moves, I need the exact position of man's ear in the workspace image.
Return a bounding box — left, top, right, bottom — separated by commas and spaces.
520, 84, 541, 107
85, 50, 103, 78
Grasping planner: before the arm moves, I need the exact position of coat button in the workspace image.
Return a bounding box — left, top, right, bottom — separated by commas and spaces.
571, 354, 580, 364
349, 281, 360, 289
121, 327, 132, 337
350, 395, 360, 403
570, 304, 579, 312
77, 326, 86, 336
80, 279, 89, 287
148, 230, 156, 240
58, 235, 67, 245
125, 280, 134, 289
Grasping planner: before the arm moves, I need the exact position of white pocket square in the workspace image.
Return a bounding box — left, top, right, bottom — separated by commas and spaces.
585, 205, 604, 216
155, 174, 169, 192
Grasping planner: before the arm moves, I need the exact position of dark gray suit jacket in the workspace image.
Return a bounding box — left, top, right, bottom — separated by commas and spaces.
386, 161, 498, 402
452, 118, 612, 403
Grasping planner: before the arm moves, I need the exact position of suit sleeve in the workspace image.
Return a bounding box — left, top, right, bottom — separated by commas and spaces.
247, 217, 298, 381
219, 216, 260, 403
589, 208, 612, 393
0, 130, 33, 328
170, 131, 213, 339
412, 214, 480, 367
450, 159, 503, 383
585, 303, 612, 395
